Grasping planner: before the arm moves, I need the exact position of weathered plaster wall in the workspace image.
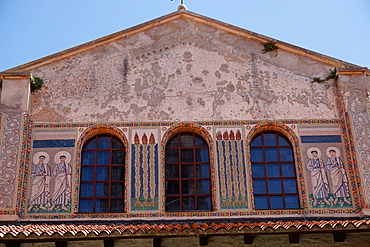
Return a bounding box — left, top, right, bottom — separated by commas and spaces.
30, 18, 339, 123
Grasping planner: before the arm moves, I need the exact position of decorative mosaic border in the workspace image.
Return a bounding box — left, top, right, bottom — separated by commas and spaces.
21, 119, 361, 219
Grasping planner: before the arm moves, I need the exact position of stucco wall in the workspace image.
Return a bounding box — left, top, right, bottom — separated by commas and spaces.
30, 18, 339, 123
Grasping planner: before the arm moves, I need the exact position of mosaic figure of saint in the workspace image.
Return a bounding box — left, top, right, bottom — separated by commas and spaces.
50, 154, 72, 211
28, 154, 52, 212
326, 148, 351, 205
306, 148, 330, 207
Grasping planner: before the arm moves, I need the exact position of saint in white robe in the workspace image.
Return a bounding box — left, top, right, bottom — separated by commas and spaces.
326, 157, 350, 199
51, 162, 72, 205
306, 158, 329, 199
29, 163, 51, 206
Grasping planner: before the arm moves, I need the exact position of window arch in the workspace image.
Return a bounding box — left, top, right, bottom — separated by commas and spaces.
250, 131, 300, 209
165, 132, 212, 211
79, 134, 125, 213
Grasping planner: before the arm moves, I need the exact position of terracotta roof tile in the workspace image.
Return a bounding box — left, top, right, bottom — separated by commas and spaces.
1, 220, 370, 239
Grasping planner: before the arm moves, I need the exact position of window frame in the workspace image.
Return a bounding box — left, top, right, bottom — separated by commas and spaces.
165, 132, 213, 211
250, 131, 300, 210
79, 134, 126, 213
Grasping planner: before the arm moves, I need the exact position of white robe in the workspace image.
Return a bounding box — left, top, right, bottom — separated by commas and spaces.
29, 163, 51, 205
326, 157, 350, 198
51, 163, 72, 205
306, 158, 329, 199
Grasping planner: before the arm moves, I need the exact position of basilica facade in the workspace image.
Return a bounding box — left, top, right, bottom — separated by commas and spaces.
1, 5, 370, 247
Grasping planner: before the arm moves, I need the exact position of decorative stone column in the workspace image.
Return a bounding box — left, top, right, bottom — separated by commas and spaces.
0, 73, 31, 221
337, 67, 370, 216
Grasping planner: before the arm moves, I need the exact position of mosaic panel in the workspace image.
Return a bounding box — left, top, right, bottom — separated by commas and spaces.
131, 128, 159, 211
0, 113, 21, 211
26, 129, 76, 214
215, 127, 248, 209
299, 124, 353, 209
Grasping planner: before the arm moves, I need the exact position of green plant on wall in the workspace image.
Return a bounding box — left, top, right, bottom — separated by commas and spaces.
261, 41, 278, 55
311, 68, 338, 84
30, 76, 43, 92
312, 77, 326, 83
325, 68, 338, 81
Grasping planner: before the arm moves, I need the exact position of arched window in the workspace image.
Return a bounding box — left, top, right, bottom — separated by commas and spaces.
165, 132, 212, 211
251, 132, 300, 209
79, 134, 125, 213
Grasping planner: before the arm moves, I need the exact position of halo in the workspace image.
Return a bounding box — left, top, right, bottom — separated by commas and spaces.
326, 147, 341, 158
54, 151, 72, 164
33, 152, 50, 164
307, 147, 322, 159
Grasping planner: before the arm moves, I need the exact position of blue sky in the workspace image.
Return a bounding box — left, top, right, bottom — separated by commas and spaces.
1, 0, 369, 71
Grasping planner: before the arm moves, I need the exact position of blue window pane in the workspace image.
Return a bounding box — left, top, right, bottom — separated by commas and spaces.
111, 166, 124, 181
268, 179, 282, 193
196, 149, 209, 162
96, 182, 109, 197
255, 196, 268, 209
166, 197, 180, 211
97, 151, 110, 165
252, 163, 265, 178
280, 147, 293, 161
166, 149, 179, 163
166, 181, 179, 195
195, 137, 207, 147
167, 137, 179, 147
265, 148, 279, 161
253, 180, 267, 193
98, 136, 110, 149
95, 199, 109, 212
112, 138, 124, 149
278, 136, 290, 146
111, 182, 124, 197
112, 150, 125, 164
80, 183, 94, 197
85, 139, 96, 150
196, 164, 210, 178
182, 197, 196, 211
82, 151, 95, 165
166, 165, 179, 179
181, 164, 194, 178
181, 149, 194, 162
283, 179, 298, 193
267, 163, 280, 177
180, 135, 193, 147
79, 199, 93, 212
282, 163, 295, 177
111, 199, 124, 212
251, 135, 262, 146
270, 196, 284, 209
96, 167, 109, 181
182, 180, 195, 194
81, 167, 94, 181
285, 195, 300, 209
197, 180, 210, 194
197, 196, 211, 210
251, 148, 264, 162
264, 133, 277, 146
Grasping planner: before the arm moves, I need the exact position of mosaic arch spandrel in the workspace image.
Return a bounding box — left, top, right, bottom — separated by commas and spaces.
215, 127, 248, 210
74, 124, 129, 214
130, 128, 159, 211
245, 122, 308, 210
160, 123, 216, 213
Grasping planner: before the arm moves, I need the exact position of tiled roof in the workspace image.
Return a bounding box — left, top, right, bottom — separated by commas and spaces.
1, 220, 370, 239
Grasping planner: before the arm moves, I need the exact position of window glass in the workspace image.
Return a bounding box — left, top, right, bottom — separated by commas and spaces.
80, 135, 125, 213
251, 132, 299, 210
165, 132, 212, 211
